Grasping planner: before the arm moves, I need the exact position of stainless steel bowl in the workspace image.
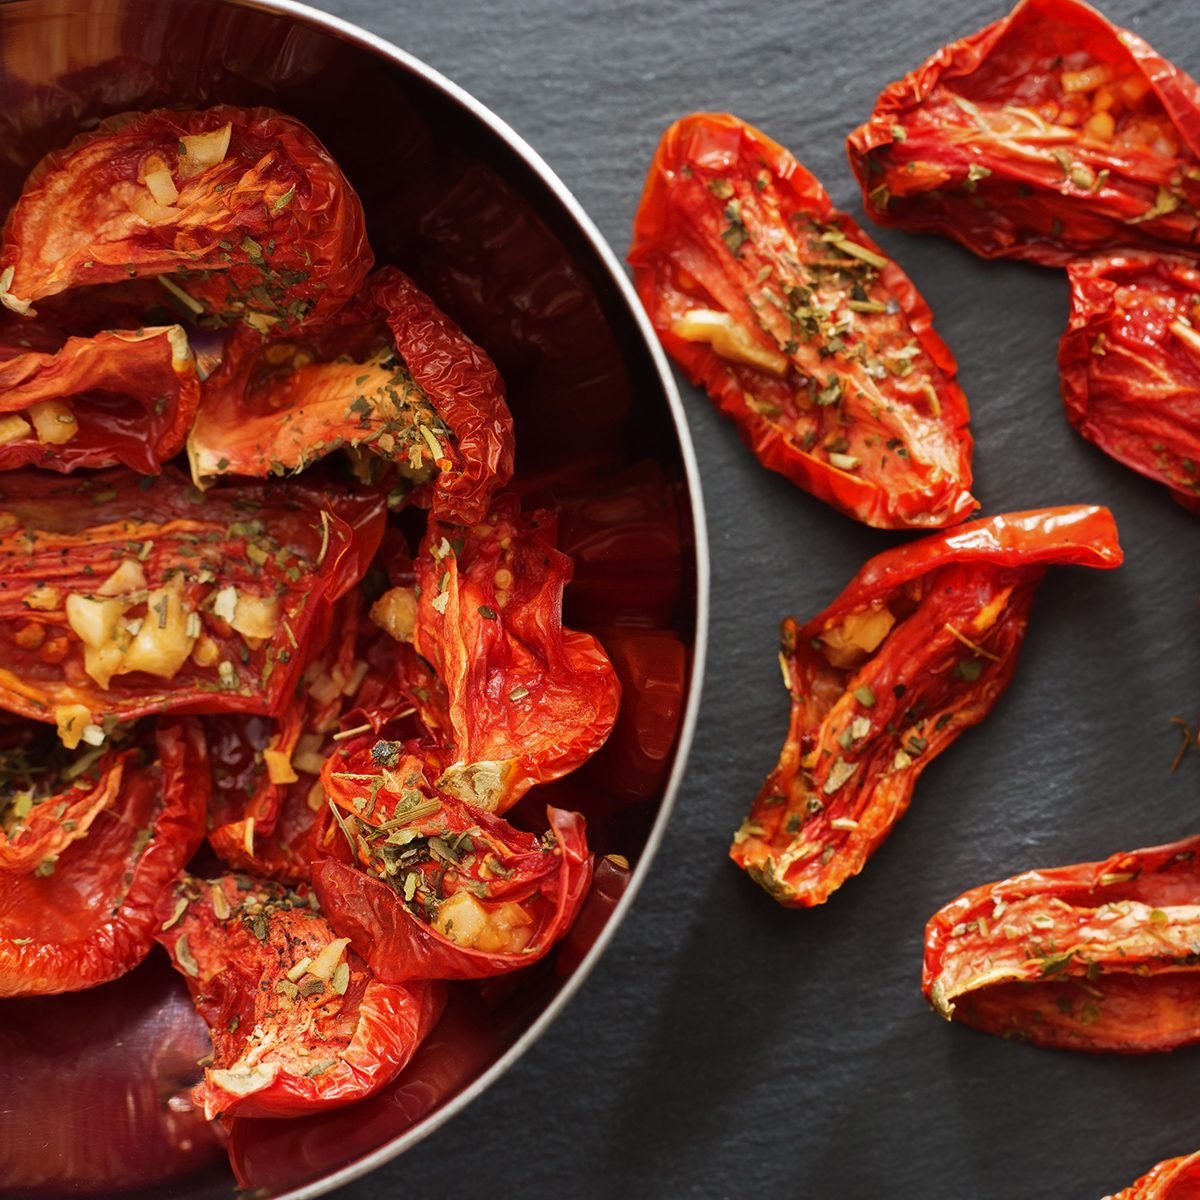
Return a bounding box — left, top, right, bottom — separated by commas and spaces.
0, 2, 707, 1195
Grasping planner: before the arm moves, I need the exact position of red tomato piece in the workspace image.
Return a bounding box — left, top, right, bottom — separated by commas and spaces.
0, 466, 385, 741
0, 323, 198, 473
629, 111, 975, 529
187, 268, 514, 526
313, 734, 592, 981
370, 493, 620, 812
925, 832, 1200, 1052
0, 106, 371, 333
847, 0, 1200, 265
370, 268, 514, 525
1105, 1152, 1200, 1200
154, 872, 443, 1119
731, 506, 1123, 907
1060, 250, 1200, 505
0, 718, 207, 995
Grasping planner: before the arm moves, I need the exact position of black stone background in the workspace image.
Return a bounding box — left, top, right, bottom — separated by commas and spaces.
313, 1, 1200, 1196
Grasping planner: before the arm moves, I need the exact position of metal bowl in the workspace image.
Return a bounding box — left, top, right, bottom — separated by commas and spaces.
0, 1, 707, 1195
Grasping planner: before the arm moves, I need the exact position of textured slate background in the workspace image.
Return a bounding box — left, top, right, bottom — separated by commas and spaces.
313, 2, 1200, 1197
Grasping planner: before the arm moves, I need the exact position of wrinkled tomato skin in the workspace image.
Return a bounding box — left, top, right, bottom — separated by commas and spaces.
925, 832, 1200, 1052
0, 324, 199, 474
313, 801, 592, 983
155, 873, 445, 1120
847, 0, 1200, 265
0, 718, 208, 995
1060, 250, 1200, 505
1104, 1151, 1200, 1200
410, 495, 620, 813
0, 467, 385, 732
630, 112, 975, 529
370, 267, 514, 526
731, 506, 1123, 907
0, 105, 371, 333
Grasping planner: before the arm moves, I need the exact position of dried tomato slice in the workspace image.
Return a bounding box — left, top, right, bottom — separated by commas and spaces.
0, 105, 371, 333
187, 267, 514, 525
206, 596, 372, 883
0, 718, 207, 995
629, 111, 975, 529
154, 872, 443, 1119
731, 506, 1123, 907
0, 323, 198, 473
925, 832, 1200, 1051
1105, 1152, 1200, 1200
313, 734, 592, 981
370, 494, 620, 812
847, 0, 1200, 266
370, 268, 514, 525
1060, 250, 1200, 506
0, 467, 385, 743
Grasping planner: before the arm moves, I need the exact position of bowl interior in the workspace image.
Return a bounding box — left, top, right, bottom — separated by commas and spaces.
0, 2, 702, 1196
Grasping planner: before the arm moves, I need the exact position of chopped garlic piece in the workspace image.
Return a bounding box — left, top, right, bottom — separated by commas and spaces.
231, 592, 280, 640
0, 413, 31, 446
820, 606, 896, 670
263, 746, 298, 785
369, 586, 417, 643
27, 400, 78, 446
120, 576, 196, 679
97, 558, 147, 597
54, 704, 93, 749
671, 308, 789, 376
306, 936, 351, 981
178, 123, 232, 179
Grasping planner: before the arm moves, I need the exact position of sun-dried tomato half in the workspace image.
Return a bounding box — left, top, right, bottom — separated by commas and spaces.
847, 0, 1200, 266
629, 111, 975, 529
1060, 250, 1200, 506
0, 323, 198, 473
0, 466, 385, 743
925, 831, 1200, 1052
369, 493, 620, 812
1105, 1151, 1200, 1200
0, 105, 371, 333
187, 267, 513, 524
0, 718, 207, 995
313, 734, 592, 981
731, 506, 1123, 907
155, 872, 443, 1119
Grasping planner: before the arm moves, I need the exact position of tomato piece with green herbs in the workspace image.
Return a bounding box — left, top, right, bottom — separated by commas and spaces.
731, 506, 1123, 907
0, 718, 207, 995
1105, 1152, 1200, 1199
313, 735, 592, 981
925, 832, 1200, 1051
187, 267, 513, 525
1060, 250, 1200, 506
370, 494, 620, 812
0, 323, 199, 473
0, 467, 385, 744
0, 105, 371, 333
629, 111, 975, 529
847, 0, 1200, 266
154, 872, 443, 1119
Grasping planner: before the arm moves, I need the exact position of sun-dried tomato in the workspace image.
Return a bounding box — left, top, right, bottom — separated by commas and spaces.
731, 506, 1123, 906
155, 872, 443, 1119
630, 112, 975, 528
847, 0, 1200, 265
0, 719, 207, 995
925, 831, 1200, 1051
0, 323, 198, 473
0, 467, 385, 742
0, 105, 371, 333
1060, 249, 1200, 506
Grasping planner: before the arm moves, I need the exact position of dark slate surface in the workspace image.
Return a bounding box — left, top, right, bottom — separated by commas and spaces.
315, 2, 1200, 1197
